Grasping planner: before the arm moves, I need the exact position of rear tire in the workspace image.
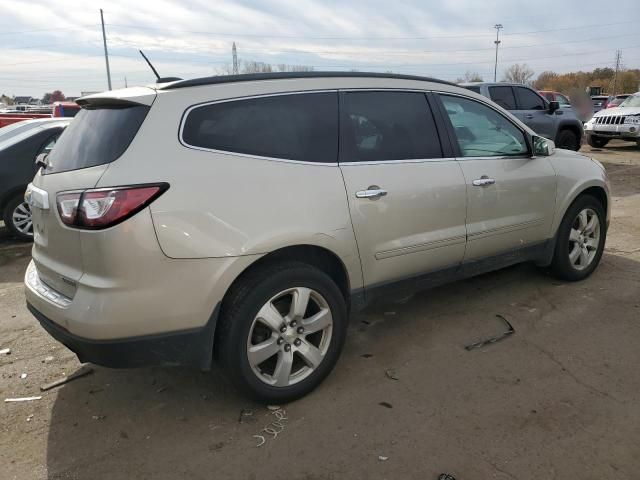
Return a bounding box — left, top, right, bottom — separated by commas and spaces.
549, 195, 606, 281
216, 261, 348, 403
587, 136, 609, 148
556, 129, 581, 151
3, 194, 33, 241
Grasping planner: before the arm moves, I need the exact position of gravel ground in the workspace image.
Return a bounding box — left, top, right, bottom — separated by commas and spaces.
1, 142, 639, 480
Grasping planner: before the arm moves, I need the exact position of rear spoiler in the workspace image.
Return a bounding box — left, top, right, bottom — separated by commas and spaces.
76, 87, 156, 108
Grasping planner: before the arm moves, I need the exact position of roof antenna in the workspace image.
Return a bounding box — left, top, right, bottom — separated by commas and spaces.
139, 50, 182, 84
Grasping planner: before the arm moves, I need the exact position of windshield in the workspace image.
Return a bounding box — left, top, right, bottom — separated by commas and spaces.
620, 94, 640, 108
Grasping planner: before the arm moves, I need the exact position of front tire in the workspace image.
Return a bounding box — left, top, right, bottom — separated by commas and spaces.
3, 194, 33, 241
217, 261, 348, 403
556, 129, 581, 151
550, 195, 606, 281
587, 135, 609, 148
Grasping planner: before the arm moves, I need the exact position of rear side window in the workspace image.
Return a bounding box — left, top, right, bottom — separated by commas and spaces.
341, 91, 442, 162
45, 105, 149, 174
515, 87, 546, 110
465, 86, 481, 94
488, 86, 516, 110
182, 92, 338, 163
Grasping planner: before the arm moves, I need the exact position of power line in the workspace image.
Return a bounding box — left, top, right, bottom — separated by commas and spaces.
103, 19, 638, 40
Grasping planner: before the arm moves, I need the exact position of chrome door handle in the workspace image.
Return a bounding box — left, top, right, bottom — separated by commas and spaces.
355, 186, 387, 199
524, 114, 534, 119
472, 177, 496, 187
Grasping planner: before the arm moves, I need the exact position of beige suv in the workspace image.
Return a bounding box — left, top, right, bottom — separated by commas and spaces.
24, 73, 610, 403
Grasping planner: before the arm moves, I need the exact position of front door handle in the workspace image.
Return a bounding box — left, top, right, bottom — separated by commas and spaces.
524, 114, 534, 119
472, 177, 496, 187
355, 186, 388, 199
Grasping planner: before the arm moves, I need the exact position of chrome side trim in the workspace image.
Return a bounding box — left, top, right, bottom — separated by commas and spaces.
468, 218, 545, 241
340, 157, 457, 165
375, 235, 466, 260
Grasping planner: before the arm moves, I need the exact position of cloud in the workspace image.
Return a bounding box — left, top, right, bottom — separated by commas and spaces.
0, 0, 638, 97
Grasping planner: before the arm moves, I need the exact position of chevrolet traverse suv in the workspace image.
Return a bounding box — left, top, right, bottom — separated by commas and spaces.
25, 73, 610, 403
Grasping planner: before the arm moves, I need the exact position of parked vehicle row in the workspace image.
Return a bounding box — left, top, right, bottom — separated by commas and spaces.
23, 73, 609, 402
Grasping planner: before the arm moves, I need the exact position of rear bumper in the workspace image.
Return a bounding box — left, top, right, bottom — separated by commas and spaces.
27, 302, 219, 370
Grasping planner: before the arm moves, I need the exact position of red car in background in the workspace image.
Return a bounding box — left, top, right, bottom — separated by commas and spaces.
539, 90, 571, 106
52, 101, 80, 118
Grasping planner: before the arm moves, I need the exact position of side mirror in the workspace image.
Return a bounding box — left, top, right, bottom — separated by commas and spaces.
548, 101, 560, 114
35, 153, 48, 170
532, 136, 555, 157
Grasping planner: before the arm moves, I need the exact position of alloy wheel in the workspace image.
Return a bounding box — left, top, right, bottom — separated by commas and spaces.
568, 208, 600, 271
11, 201, 33, 237
247, 287, 333, 387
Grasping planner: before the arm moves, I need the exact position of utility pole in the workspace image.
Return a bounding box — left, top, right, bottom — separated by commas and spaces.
232, 42, 239, 75
493, 24, 503, 82
100, 9, 112, 90
612, 50, 622, 95
125, 76, 128, 88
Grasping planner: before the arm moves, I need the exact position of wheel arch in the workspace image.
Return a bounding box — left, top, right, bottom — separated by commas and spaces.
553, 181, 609, 236
555, 122, 582, 147
0, 184, 28, 213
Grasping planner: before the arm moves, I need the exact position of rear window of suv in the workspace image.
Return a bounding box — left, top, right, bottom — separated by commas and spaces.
181, 92, 338, 163
45, 105, 149, 174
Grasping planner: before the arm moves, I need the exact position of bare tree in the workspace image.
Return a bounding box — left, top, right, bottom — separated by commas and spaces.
456, 71, 484, 83
217, 59, 313, 76
502, 64, 535, 85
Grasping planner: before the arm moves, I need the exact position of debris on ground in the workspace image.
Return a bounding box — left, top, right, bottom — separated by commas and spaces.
0, 348, 10, 355
267, 405, 280, 411
384, 311, 396, 316
438, 474, 456, 480
43, 356, 54, 363
91, 415, 106, 420
26, 414, 34, 422
378, 402, 393, 409
156, 386, 168, 393
464, 314, 515, 351
239, 408, 254, 424
20, 373, 27, 379
4, 396, 42, 402
361, 353, 373, 358
378, 455, 389, 461
385, 369, 399, 381
40, 365, 94, 392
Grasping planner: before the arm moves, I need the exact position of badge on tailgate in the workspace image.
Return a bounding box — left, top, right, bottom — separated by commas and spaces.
25, 183, 50, 210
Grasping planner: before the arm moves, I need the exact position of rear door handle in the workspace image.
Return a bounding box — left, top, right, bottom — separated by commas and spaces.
355, 186, 387, 199
472, 177, 496, 187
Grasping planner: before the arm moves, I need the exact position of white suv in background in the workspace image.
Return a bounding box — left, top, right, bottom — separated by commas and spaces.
585, 92, 640, 148
25, 73, 610, 403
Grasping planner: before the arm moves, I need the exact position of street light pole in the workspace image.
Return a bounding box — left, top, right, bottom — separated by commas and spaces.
100, 9, 112, 90
493, 24, 503, 82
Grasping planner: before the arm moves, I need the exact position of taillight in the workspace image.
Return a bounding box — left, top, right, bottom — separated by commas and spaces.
56, 183, 168, 229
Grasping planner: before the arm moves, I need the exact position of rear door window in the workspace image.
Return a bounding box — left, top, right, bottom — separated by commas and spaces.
340, 91, 442, 162
182, 92, 338, 163
488, 86, 517, 110
515, 87, 546, 110
45, 105, 149, 174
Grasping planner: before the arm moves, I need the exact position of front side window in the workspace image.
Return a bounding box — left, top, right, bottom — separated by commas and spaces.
488, 86, 516, 110
515, 87, 546, 110
182, 92, 338, 163
556, 94, 570, 105
440, 95, 528, 157
341, 91, 442, 162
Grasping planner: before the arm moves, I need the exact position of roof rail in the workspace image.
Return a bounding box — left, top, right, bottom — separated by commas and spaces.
159, 71, 458, 90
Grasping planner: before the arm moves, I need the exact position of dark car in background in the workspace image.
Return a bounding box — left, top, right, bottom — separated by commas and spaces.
0, 118, 71, 240
461, 82, 584, 150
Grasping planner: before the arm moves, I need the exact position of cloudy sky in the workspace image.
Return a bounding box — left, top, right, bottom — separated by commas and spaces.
1, 0, 639, 98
